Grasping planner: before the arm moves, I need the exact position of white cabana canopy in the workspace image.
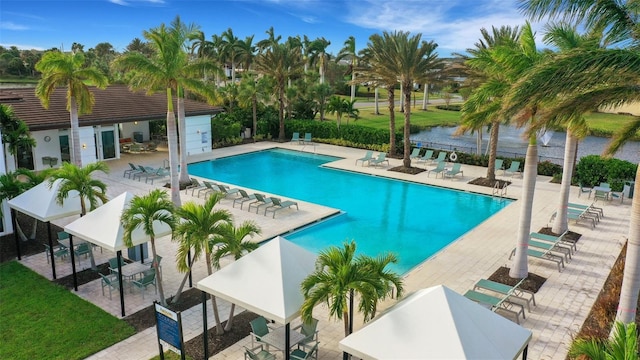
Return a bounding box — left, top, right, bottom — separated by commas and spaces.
197, 236, 318, 324
7, 179, 82, 221
63, 192, 172, 252
339, 285, 532, 360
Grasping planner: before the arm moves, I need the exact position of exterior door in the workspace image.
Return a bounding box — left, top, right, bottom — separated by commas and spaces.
59, 135, 70, 162
101, 130, 116, 159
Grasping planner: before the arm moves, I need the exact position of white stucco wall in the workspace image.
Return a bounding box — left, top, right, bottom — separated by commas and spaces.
185, 115, 212, 155
121, 122, 150, 142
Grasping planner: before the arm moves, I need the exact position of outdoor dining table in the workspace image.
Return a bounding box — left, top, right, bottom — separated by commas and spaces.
260, 325, 306, 352
111, 262, 149, 281
592, 186, 612, 199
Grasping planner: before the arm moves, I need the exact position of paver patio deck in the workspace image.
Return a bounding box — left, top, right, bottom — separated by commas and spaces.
18, 141, 631, 360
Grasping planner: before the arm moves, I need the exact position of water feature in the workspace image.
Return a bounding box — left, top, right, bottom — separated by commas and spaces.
411, 125, 640, 164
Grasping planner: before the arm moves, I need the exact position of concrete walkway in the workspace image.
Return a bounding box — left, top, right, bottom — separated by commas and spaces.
19, 141, 631, 359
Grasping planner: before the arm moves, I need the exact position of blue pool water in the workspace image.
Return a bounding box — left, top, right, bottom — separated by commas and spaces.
188, 149, 511, 273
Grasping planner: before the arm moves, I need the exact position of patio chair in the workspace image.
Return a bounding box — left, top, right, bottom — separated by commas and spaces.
290, 341, 319, 360
212, 184, 241, 199
74, 243, 91, 259
463, 290, 525, 324
108, 257, 126, 273
427, 161, 447, 178
568, 202, 603, 221
132, 166, 154, 181
509, 247, 564, 272
444, 163, 463, 179
185, 178, 206, 196
249, 316, 272, 348
531, 231, 577, 253
145, 254, 163, 278
58, 231, 70, 241
245, 345, 276, 360
292, 318, 319, 352
416, 149, 435, 166
594, 189, 610, 203
430, 151, 447, 165
131, 269, 157, 299
233, 189, 257, 210
578, 183, 592, 198
369, 153, 389, 168
494, 159, 504, 173
198, 181, 217, 198
303, 133, 312, 145
123, 163, 141, 178
99, 273, 120, 300
129, 143, 143, 153
409, 147, 421, 160
504, 161, 521, 177
264, 197, 299, 218
291, 132, 301, 144
145, 167, 170, 184
355, 151, 374, 166
248, 193, 273, 214
473, 279, 536, 312
44, 243, 68, 263
611, 191, 624, 204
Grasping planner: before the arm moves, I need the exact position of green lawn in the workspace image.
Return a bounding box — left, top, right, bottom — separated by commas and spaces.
0, 261, 135, 360
340, 106, 638, 137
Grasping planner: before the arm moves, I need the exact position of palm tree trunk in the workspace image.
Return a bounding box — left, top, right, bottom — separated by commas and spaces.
403, 86, 412, 168
69, 97, 82, 167
170, 254, 197, 304
350, 72, 356, 101
177, 95, 191, 186
552, 130, 577, 234
387, 87, 396, 157
252, 96, 257, 141
509, 137, 538, 279
166, 89, 182, 207
343, 310, 350, 337
278, 84, 285, 141
150, 239, 167, 306
421, 84, 428, 110
615, 167, 640, 324
224, 304, 236, 331
205, 252, 224, 334
231, 62, 236, 83
487, 121, 500, 181
374, 87, 380, 115
400, 92, 405, 113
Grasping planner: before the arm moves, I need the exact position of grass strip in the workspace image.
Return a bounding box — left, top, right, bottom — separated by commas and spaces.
0, 261, 135, 360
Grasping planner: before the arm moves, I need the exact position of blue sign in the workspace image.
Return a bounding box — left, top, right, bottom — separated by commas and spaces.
155, 303, 183, 357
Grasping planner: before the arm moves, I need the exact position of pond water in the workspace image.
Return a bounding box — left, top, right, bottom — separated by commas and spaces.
411, 125, 640, 164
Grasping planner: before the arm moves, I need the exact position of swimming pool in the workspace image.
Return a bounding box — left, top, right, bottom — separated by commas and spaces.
188, 148, 511, 273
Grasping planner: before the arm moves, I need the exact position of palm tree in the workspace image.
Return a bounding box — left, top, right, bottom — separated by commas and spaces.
308, 37, 331, 84
311, 83, 333, 121
326, 96, 347, 129
568, 321, 638, 360
0, 104, 36, 170
337, 36, 358, 101
300, 240, 403, 338
113, 19, 216, 205
49, 161, 109, 270
511, 0, 640, 324
212, 220, 260, 331
172, 192, 231, 333
0, 170, 32, 241
237, 35, 256, 73
254, 42, 304, 141
457, 26, 520, 182
238, 74, 272, 138
121, 189, 175, 307
221, 28, 241, 83
35, 50, 108, 167
256, 26, 281, 53
364, 31, 440, 168
344, 99, 360, 125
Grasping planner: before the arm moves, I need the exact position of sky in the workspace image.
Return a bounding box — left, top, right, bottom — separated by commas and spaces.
0, 0, 548, 58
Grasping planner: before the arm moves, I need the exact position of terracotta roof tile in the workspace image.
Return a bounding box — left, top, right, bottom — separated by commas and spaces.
0, 84, 223, 131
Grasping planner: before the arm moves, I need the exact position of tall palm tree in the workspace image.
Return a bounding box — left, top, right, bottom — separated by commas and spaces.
254, 42, 304, 141
212, 220, 260, 331
238, 74, 272, 138
0, 104, 36, 170
172, 192, 231, 333
312, 82, 333, 121
365, 31, 440, 168
308, 37, 331, 84
257, 26, 282, 53
337, 36, 358, 101
457, 26, 520, 182
300, 240, 403, 338
113, 20, 216, 205
326, 96, 347, 129
121, 189, 175, 307
35, 50, 108, 167
237, 35, 256, 73
221, 28, 241, 83
512, 0, 640, 324
49, 161, 109, 270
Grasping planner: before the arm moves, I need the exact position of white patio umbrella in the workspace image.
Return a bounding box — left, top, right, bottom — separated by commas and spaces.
339, 285, 532, 360
197, 236, 318, 359
64, 191, 172, 316
7, 179, 83, 278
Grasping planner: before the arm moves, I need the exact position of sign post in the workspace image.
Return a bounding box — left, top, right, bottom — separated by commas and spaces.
154, 302, 185, 360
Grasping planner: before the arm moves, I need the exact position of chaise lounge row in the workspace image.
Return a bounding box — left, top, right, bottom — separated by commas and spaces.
123, 163, 170, 184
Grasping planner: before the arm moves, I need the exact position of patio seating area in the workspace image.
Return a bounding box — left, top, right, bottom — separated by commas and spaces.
13, 141, 632, 360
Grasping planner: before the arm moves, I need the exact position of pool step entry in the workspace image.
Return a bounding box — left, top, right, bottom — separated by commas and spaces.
492, 181, 508, 199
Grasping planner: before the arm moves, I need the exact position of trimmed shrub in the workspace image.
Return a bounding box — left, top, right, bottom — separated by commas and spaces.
574, 155, 637, 191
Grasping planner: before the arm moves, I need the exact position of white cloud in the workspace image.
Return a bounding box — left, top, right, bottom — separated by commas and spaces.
108, 0, 165, 6
0, 43, 45, 50
0, 21, 29, 31
344, 0, 547, 56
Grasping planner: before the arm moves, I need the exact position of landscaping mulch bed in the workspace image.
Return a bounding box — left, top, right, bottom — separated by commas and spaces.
468, 177, 512, 188
487, 266, 547, 293
184, 310, 259, 359
388, 166, 426, 175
